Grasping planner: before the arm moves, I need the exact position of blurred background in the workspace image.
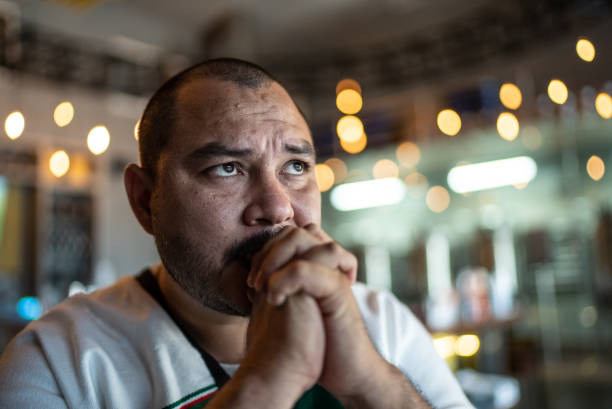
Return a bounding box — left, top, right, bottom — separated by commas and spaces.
1, 0, 611, 407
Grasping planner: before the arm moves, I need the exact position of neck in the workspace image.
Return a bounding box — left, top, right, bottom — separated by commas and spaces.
152, 263, 249, 364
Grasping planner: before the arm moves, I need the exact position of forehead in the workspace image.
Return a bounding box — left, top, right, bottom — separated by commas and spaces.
170, 78, 312, 151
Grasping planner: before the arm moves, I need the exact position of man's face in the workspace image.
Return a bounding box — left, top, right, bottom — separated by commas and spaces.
149, 78, 321, 316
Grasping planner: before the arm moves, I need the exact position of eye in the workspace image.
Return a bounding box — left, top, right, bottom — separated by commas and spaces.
210, 162, 239, 177
285, 160, 308, 175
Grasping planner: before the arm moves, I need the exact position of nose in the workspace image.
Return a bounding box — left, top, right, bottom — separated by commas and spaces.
243, 174, 294, 227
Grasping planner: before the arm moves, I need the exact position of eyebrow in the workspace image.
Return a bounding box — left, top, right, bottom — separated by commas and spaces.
187, 140, 316, 161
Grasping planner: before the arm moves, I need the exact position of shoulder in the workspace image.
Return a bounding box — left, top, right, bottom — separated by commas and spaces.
0, 274, 160, 407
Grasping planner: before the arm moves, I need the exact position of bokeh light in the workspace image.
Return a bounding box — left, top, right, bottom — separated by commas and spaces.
87, 125, 110, 155
521, 126, 543, 150
548, 79, 568, 105
433, 335, 456, 359
455, 334, 480, 357
53, 101, 74, 127
404, 172, 428, 198
49, 150, 70, 178
497, 112, 520, 141
373, 159, 399, 179
340, 132, 367, 154
5, 111, 25, 140
579, 306, 598, 328
336, 78, 361, 95
426, 185, 450, 213
595, 93, 612, 119
315, 163, 335, 192
396, 141, 421, 168
586, 155, 605, 181
499, 83, 522, 110
437, 109, 461, 136
134, 119, 141, 140
576, 38, 595, 62
325, 158, 347, 184
336, 89, 363, 115
337, 115, 364, 143
17, 296, 42, 320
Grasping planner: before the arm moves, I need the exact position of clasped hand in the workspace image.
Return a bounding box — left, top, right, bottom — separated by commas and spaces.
242, 224, 380, 402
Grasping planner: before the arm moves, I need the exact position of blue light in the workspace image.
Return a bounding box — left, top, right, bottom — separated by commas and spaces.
17, 297, 43, 320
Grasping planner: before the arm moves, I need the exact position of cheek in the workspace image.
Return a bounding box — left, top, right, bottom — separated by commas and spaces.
292, 182, 322, 226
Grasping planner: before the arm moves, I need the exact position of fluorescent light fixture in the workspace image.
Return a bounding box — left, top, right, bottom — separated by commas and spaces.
330, 177, 405, 211
447, 156, 537, 193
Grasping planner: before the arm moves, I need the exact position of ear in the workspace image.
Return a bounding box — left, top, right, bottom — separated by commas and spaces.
124, 163, 155, 235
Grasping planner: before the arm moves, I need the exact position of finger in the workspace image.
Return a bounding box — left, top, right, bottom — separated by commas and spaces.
254, 228, 325, 291
303, 223, 332, 242
248, 226, 295, 286
299, 241, 358, 283
266, 260, 350, 307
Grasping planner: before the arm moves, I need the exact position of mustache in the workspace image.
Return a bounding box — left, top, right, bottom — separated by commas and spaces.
224, 226, 285, 267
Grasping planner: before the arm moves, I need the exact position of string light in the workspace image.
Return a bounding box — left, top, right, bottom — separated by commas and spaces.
87, 125, 110, 155
315, 164, 335, 192
336, 89, 363, 115
340, 132, 367, 154
595, 93, 612, 119
134, 119, 141, 140
576, 38, 595, 62
548, 79, 568, 105
586, 155, 605, 181
53, 102, 74, 127
49, 150, 70, 178
5, 111, 25, 140
499, 83, 522, 110
337, 115, 364, 143
437, 109, 461, 136
497, 112, 520, 141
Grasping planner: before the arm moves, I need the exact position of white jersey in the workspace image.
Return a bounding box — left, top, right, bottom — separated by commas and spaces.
0, 272, 473, 408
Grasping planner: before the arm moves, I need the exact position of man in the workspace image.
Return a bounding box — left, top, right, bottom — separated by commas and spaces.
0, 58, 472, 408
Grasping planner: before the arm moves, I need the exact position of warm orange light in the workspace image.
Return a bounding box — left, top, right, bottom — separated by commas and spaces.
497, 112, 520, 141
49, 150, 70, 178
336, 89, 363, 115
548, 79, 568, 105
373, 159, 399, 179
455, 334, 480, 357
337, 115, 364, 143
315, 164, 335, 192
586, 155, 605, 181
499, 83, 522, 110
437, 109, 461, 136
340, 132, 367, 154
53, 102, 74, 127
576, 38, 595, 62
87, 125, 110, 155
336, 78, 361, 95
426, 186, 450, 213
396, 142, 421, 168
5, 111, 25, 140
325, 158, 347, 184
595, 93, 612, 119
134, 119, 141, 140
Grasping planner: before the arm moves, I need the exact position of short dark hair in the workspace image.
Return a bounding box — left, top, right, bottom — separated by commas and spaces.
138, 58, 278, 178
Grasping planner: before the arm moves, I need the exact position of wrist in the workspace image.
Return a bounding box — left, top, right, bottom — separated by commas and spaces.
221, 363, 309, 408
337, 359, 410, 409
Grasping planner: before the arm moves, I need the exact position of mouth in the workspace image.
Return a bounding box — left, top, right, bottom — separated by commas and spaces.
225, 227, 283, 272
